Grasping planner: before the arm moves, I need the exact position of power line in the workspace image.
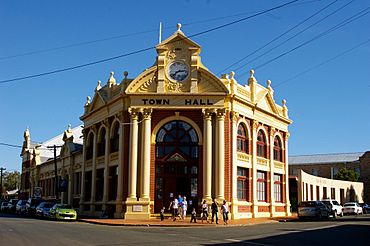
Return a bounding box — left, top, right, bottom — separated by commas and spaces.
275, 38, 370, 87
234, 0, 355, 77
0, 0, 318, 62
218, 0, 339, 75
0, 0, 299, 85
0, 142, 22, 148
253, 6, 370, 71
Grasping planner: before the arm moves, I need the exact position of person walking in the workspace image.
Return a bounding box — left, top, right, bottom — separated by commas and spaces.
221, 200, 229, 225
201, 200, 209, 223
190, 208, 197, 223
177, 195, 183, 220
168, 197, 179, 221
211, 199, 219, 224
182, 196, 188, 220
160, 207, 165, 221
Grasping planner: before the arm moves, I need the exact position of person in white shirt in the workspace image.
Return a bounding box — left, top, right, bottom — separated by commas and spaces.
221, 200, 229, 225
182, 196, 188, 220
168, 197, 179, 221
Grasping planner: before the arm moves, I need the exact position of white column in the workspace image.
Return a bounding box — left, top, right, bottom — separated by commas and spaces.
269, 127, 275, 217
216, 109, 225, 200
252, 120, 258, 217
284, 132, 291, 215
67, 168, 73, 206
90, 126, 97, 212
103, 120, 111, 210
202, 109, 213, 202
116, 113, 124, 216
231, 111, 239, 219
127, 108, 139, 200
140, 109, 152, 200
79, 130, 87, 212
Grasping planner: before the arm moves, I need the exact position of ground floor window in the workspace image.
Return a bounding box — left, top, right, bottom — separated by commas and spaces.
274, 174, 282, 202
257, 171, 266, 202
237, 167, 249, 201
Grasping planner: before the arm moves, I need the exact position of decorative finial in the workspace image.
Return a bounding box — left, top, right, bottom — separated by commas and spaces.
177, 23, 182, 31
267, 80, 273, 92
85, 96, 91, 106
250, 69, 255, 77
230, 71, 235, 79
124, 71, 128, 78
282, 99, 288, 117
282, 99, 286, 106
95, 80, 102, 92
67, 124, 72, 133
24, 127, 30, 139
108, 71, 116, 86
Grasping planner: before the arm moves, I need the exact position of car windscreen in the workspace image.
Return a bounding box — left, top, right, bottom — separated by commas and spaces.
57, 205, 72, 209
298, 201, 317, 207
333, 201, 340, 205
344, 203, 355, 207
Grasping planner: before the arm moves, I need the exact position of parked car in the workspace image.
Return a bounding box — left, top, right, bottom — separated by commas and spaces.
343, 202, 363, 215
7, 199, 19, 213
1, 201, 9, 212
35, 201, 56, 218
359, 203, 370, 214
49, 204, 77, 221
298, 201, 330, 220
321, 199, 343, 218
15, 200, 27, 215
25, 197, 45, 216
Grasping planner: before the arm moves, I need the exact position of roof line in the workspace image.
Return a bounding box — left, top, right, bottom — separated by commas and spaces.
289, 152, 365, 157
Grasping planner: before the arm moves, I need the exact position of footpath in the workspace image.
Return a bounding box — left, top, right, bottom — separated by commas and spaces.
79, 214, 297, 227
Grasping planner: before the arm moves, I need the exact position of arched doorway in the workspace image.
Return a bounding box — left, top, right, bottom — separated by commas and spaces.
154, 120, 199, 212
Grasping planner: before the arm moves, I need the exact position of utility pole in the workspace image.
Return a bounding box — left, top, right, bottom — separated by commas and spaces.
0, 167, 6, 200
47, 145, 62, 201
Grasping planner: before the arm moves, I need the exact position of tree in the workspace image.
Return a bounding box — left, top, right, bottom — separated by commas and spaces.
3, 171, 21, 191
334, 168, 359, 182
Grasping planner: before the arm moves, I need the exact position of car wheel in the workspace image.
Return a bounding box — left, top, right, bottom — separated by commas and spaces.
333, 210, 337, 219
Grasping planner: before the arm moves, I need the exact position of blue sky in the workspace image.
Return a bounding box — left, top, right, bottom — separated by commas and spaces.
1, 0, 369, 172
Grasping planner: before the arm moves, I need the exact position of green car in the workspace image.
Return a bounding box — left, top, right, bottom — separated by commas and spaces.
49, 204, 77, 221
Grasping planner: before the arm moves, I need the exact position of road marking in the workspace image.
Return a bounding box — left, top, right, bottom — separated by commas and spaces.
302, 225, 338, 231
242, 241, 273, 246
226, 239, 242, 242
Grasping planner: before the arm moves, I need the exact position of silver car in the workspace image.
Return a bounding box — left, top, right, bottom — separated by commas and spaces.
298, 201, 330, 220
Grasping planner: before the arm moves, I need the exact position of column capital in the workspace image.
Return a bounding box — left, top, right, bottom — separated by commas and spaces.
142, 108, 153, 120
103, 118, 111, 128
215, 108, 226, 119
252, 119, 259, 130
202, 108, 214, 119
128, 107, 140, 120
270, 127, 276, 137
230, 111, 239, 122
285, 132, 290, 142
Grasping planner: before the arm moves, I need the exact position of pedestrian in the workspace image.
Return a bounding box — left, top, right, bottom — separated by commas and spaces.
182, 196, 188, 220
221, 200, 229, 225
160, 207, 165, 221
211, 198, 219, 224
168, 197, 179, 221
201, 200, 209, 223
177, 194, 183, 220
190, 208, 197, 223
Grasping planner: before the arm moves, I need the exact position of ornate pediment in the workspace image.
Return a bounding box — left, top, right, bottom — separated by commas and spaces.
256, 90, 279, 115
166, 153, 187, 162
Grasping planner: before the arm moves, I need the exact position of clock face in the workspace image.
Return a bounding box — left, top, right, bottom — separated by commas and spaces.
168, 61, 189, 82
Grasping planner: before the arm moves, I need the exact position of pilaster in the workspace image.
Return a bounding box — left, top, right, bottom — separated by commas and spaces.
215, 108, 225, 201
231, 111, 238, 219
269, 127, 275, 217
284, 132, 291, 216
252, 120, 258, 217
202, 108, 214, 203
103, 119, 111, 211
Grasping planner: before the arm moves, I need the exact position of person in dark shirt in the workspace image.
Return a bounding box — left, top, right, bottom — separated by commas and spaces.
211, 198, 219, 224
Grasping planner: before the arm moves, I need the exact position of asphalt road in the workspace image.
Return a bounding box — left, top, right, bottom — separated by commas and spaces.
1, 213, 369, 246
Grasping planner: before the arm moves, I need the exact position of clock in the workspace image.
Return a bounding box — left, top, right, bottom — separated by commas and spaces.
167, 61, 189, 82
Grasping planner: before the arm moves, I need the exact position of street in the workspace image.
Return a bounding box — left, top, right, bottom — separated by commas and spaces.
1, 213, 369, 246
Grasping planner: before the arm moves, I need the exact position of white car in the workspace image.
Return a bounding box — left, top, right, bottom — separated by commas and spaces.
321, 199, 343, 218
343, 202, 363, 215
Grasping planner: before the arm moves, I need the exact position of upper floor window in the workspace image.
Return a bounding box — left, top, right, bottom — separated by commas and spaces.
237, 124, 248, 153
273, 136, 283, 162
257, 130, 267, 158
86, 133, 94, 160
97, 128, 106, 157
110, 122, 119, 153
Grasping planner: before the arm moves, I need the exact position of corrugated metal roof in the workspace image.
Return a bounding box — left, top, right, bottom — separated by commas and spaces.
38, 125, 83, 159
289, 152, 364, 165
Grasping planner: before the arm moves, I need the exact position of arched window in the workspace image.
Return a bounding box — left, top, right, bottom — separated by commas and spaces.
273, 136, 283, 162
156, 121, 198, 159
257, 130, 267, 158
86, 133, 94, 160
110, 122, 120, 153
237, 124, 248, 153
97, 128, 106, 157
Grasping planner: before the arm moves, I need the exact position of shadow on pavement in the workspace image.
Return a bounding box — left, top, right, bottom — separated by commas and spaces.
210, 224, 370, 246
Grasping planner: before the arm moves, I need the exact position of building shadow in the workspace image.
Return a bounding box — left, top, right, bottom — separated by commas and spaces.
210, 224, 370, 246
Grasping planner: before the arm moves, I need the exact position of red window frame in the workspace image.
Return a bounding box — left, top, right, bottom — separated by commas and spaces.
237, 167, 249, 201
274, 174, 282, 202
257, 130, 267, 158
273, 136, 283, 162
237, 124, 248, 153
257, 171, 266, 202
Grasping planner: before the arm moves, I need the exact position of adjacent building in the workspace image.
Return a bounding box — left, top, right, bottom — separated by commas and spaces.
20, 24, 292, 220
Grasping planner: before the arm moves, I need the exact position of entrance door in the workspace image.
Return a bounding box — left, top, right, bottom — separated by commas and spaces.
154, 120, 199, 213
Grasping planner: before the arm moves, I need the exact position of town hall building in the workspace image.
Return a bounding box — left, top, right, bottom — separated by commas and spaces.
20, 24, 292, 220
